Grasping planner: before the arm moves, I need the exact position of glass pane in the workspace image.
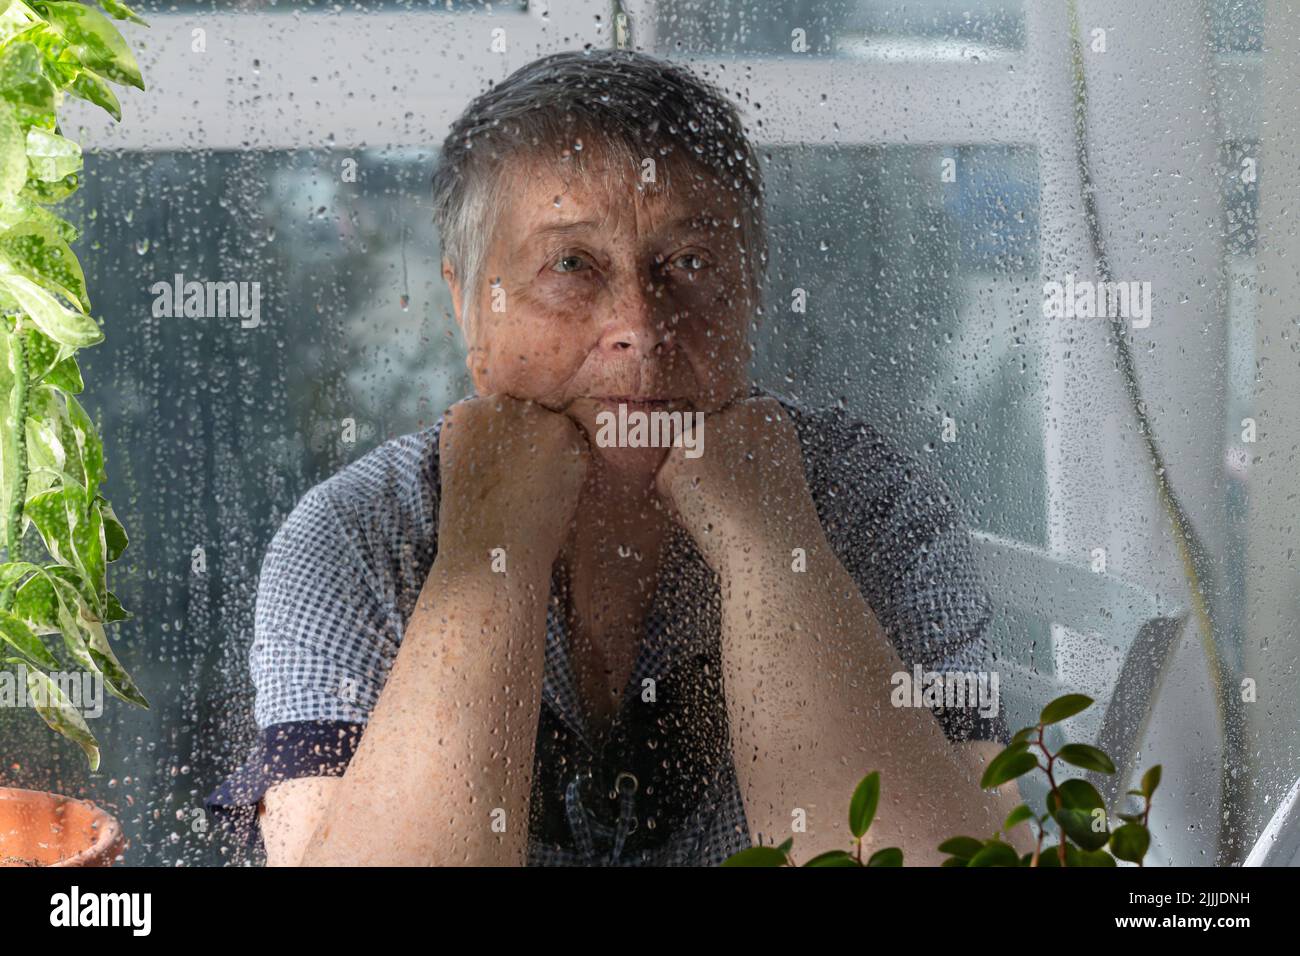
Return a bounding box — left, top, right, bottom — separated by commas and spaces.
129, 0, 526, 12
0, 147, 457, 866
654, 0, 1026, 59
753, 144, 1042, 544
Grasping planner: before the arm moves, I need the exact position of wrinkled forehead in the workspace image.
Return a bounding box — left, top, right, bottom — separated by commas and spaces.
492, 138, 742, 243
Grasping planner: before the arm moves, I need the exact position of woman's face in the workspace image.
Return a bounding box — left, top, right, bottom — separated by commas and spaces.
444, 148, 756, 476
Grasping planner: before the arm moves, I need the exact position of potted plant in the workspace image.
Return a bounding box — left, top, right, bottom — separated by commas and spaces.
0, 0, 148, 867
723, 694, 1163, 867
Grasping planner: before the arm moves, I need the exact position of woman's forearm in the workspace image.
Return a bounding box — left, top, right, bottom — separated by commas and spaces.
300, 555, 551, 865
719, 532, 1014, 865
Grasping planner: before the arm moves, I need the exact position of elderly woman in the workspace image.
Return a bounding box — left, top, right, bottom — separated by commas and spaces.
206, 49, 1026, 866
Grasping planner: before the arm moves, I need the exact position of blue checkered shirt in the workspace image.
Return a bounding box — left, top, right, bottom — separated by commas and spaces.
204, 387, 1007, 865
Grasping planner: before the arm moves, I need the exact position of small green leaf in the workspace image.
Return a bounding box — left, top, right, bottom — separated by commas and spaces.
1049, 778, 1105, 813
804, 850, 861, 867
1010, 725, 1037, 745
1040, 693, 1094, 725
866, 847, 903, 867
1036, 842, 1087, 867
940, 856, 968, 867
1141, 765, 1162, 799
849, 771, 880, 839
1074, 848, 1118, 867
1109, 823, 1151, 864
1056, 743, 1117, 774
721, 846, 789, 867
1053, 806, 1110, 851
1003, 804, 1035, 831
980, 748, 1039, 790
937, 835, 984, 859
968, 841, 1021, 867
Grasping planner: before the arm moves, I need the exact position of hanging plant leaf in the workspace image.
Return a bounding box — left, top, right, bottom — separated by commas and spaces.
66, 65, 118, 121
0, 99, 25, 201
77, 609, 147, 708
0, 219, 89, 310
0, 602, 56, 666
21, 323, 69, 380
19, 166, 77, 203
23, 484, 73, 563
0, 324, 17, 544
25, 125, 80, 181
0, 271, 99, 345
63, 389, 103, 488
0, 40, 54, 115
0, 200, 79, 243
0, 557, 39, 591
42, 351, 78, 391
103, 588, 128, 621
20, 656, 100, 770
97, 494, 124, 560
96, 0, 148, 27
34, 1, 143, 90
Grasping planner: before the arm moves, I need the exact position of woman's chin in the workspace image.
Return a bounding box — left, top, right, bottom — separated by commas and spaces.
591, 442, 670, 479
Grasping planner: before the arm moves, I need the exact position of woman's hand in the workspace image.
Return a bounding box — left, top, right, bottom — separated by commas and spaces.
437, 394, 590, 580
654, 396, 823, 578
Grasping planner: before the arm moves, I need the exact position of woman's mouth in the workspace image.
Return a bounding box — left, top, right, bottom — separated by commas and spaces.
594, 396, 687, 414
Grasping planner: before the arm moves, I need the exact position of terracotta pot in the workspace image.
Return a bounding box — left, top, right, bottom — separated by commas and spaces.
0, 787, 126, 867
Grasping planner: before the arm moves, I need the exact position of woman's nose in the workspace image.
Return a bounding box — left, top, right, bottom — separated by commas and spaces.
600, 283, 671, 357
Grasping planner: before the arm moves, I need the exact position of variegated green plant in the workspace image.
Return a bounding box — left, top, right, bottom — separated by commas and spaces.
0, 0, 148, 770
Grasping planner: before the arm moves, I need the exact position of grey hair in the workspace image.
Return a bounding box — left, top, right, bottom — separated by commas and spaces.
430, 49, 767, 343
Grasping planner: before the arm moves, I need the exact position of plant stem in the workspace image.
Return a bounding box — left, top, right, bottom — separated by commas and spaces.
1037, 725, 1068, 866
1, 323, 28, 610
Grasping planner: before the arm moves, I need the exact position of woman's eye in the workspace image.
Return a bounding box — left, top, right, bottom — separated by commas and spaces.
669, 252, 709, 273
551, 254, 589, 274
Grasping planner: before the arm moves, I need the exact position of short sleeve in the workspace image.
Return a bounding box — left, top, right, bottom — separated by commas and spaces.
795, 406, 1009, 746
202, 484, 402, 844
